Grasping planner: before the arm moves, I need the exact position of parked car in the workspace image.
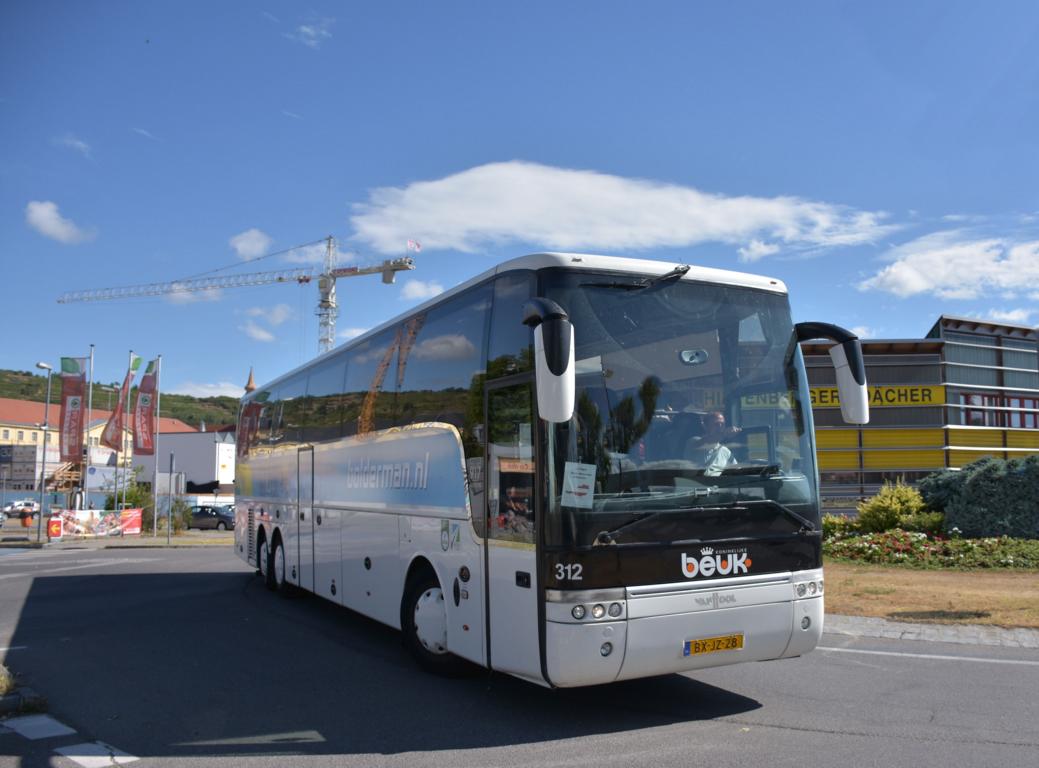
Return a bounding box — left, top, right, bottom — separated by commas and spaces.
188, 504, 234, 531
3, 499, 40, 520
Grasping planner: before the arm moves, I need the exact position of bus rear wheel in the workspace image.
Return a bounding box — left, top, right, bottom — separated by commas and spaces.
403, 573, 465, 675
271, 538, 293, 596
258, 537, 274, 590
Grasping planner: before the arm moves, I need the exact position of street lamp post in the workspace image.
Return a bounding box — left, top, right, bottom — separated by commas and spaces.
36, 362, 53, 543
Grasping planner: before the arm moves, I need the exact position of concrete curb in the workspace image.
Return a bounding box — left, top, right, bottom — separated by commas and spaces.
825, 613, 1039, 649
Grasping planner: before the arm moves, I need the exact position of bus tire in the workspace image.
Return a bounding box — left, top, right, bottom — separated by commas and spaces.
402, 572, 465, 676
258, 534, 275, 590
271, 536, 293, 596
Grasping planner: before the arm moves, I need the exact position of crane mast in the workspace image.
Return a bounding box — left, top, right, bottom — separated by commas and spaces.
56, 236, 415, 355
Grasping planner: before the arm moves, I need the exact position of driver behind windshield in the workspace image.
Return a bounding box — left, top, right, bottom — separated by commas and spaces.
685, 411, 742, 476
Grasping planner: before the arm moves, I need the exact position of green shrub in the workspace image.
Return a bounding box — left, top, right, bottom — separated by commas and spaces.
945, 455, 1039, 539
898, 511, 946, 536
917, 468, 965, 513
856, 479, 926, 533
822, 513, 858, 539
146, 499, 191, 533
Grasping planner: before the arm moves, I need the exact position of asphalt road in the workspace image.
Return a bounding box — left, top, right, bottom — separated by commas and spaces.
1, 547, 1037, 767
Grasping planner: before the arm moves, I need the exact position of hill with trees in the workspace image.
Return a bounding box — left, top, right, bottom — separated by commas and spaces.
0, 368, 239, 429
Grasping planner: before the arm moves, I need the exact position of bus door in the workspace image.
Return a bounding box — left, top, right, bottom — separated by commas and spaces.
298, 447, 315, 592
485, 379, 542, 681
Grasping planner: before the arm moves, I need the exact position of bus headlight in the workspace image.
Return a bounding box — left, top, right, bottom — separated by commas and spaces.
572, 605, 586, 620
794, 579, 823, 598
608, 602, 622, 618
591, 604, 606, 619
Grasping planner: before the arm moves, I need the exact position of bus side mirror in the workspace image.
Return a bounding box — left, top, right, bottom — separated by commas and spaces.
523, 298, 575, 423
795, 322, 869, 425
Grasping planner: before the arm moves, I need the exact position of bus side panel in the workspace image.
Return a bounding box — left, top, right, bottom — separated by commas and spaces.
314, 505, 342, 603
340, 509, 402, 628
402, 515, 486, 667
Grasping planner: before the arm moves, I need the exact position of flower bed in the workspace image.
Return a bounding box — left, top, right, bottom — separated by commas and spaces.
823, 528, 1039, 569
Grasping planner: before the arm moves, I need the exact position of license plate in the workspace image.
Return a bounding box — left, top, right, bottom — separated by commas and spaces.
683, 633, 744, 657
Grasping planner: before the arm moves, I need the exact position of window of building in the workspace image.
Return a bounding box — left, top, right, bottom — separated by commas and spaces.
2, 429, 7, 439
17, 431, 23, 441
1008, 397, 1039, 429
31, 432, 37, 442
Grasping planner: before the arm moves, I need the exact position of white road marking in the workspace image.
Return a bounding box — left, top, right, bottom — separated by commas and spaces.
54, 741, 138, 767
0, 557, 159, 580
818, 645, 1039, 667
175, 730, 326, 746
3, 714, 77, 740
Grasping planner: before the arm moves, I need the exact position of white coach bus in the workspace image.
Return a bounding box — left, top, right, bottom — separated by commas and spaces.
234, 253, 868, 687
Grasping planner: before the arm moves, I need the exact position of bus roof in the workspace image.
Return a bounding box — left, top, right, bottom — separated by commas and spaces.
245, 252, 789, 399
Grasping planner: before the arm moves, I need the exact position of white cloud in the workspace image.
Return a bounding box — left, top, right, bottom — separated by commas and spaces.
338, 327, 368, 341
54, 134, 91, 158
286, 17, 334, 48
261, 10, 280, 23
859, 232, 1039, 300
412, 334, 477, 361
282, 110, 304, 120
400, 279, 445, 301
166, 286, 223, 304
132, 127, 158, 141
230, 228, 273, 260
350, 161, 896, 257
173, 381, 246, 398
246, 303, 292, 326
240, 321, 275, 342
984, 308, 1034, 325
282, 242, 327, 264
737, 239, 780, 262
849, 325, 877, 339
25, 201, 94, 244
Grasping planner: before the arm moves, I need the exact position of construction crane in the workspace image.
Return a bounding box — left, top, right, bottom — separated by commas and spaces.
56, 236, 415, 355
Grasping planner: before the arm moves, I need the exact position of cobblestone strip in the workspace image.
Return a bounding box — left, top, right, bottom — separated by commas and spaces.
825, 613, 1039, 649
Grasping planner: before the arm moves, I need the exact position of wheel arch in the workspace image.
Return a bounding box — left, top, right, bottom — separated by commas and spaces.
399, 554, 440, 630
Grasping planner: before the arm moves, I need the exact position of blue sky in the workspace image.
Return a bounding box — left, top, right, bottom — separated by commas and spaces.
2, 1, 1038, 397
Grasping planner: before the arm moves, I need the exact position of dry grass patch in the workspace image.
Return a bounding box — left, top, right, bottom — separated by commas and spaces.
824, 560, 1039, 628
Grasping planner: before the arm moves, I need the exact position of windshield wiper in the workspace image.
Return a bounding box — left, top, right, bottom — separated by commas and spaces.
593, 498, 816, 546
726, 499, 817, 532
581, 264, 691, 293
593, 493, 722, 546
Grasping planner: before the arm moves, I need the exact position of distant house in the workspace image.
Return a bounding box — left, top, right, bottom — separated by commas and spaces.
0, 396, 195, 492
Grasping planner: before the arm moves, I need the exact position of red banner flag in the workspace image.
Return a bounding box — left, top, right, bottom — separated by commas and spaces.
59, 357, 88, 462
101, 354, 141, 451
133, 359, 159, 455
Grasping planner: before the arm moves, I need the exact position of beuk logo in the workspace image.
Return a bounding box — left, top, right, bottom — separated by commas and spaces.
681, 546, 752, 579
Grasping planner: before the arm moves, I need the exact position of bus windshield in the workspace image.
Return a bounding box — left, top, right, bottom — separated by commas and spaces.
541, 268, 819, 549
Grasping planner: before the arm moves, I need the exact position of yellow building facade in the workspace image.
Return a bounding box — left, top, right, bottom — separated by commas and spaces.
802, 316, 1039, 508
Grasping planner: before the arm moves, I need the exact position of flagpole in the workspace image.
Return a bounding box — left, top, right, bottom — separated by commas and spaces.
152, 356, 162, 537
85, 344, 94, 510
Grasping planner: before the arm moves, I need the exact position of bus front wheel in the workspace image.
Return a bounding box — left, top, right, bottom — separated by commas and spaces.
403, 573, 464, 675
